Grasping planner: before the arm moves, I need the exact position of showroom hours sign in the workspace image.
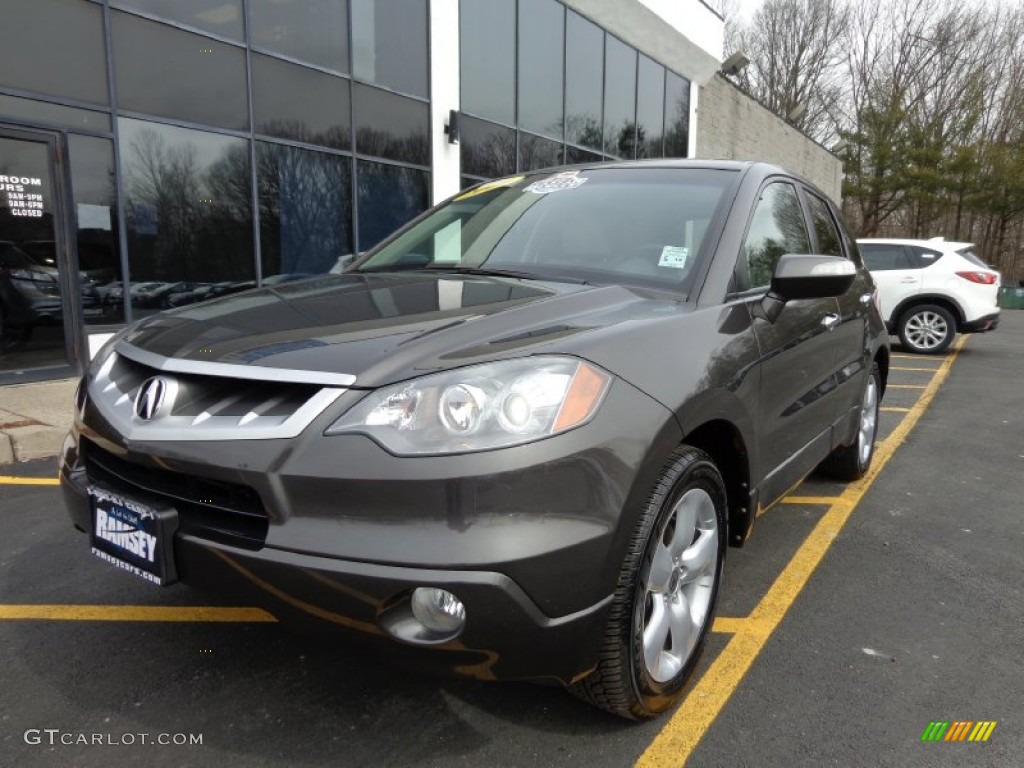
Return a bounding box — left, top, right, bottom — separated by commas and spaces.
1, 173, 45, 218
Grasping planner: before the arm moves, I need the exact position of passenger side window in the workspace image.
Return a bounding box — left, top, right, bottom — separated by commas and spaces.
860, 245, 913, 271
742, 182, 811, 289
805, 193, 843, 257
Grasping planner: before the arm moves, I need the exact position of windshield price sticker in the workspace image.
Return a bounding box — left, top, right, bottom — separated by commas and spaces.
658, 246, 690, 269
525, 171, 588, 194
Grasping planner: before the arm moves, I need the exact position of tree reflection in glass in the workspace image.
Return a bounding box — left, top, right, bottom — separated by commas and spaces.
119, 118, 253, 315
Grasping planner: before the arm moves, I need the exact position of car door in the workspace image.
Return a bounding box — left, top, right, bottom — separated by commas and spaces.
859, 243, 920, 325
803, 190, 876, 421
737, 181, 841, 505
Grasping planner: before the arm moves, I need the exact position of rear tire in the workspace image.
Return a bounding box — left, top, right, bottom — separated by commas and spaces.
571, 446, 727, 719
897, 304, 955, 354
820, 362, 881, 481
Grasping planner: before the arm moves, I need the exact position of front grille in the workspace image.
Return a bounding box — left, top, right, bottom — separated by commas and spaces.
82, 439, 269, 550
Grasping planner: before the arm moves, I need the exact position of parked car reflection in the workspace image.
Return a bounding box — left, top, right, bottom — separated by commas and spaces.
0, 241, 110, 350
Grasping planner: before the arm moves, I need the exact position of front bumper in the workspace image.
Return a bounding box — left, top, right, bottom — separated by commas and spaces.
60, 377, 682, 684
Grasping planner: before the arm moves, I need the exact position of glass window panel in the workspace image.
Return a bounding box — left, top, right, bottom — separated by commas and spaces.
460, 0, 515, 125
112, 0, 244, 40
257, 143, 353, 280
112, 11, 248, 131
0, 94, 111, 133
0, 0, 108, 105
357, 161, 430, 251
351, 0, 428, 98
519, 133, 563, 172
603, 37, 637, 158
806, 193, 843, 257
69, 135, 124, 324
518, 0, 564, 139
0, 135, 75, 372
565, 146, 603, 165
252, 54, 350, 149
565, 11, 603, 152
118, 118, 253, 316
859, 245, 912, 271
249, 0, 349, 73
664, 71, 690, 158
636, 55, 665, 159
353, 84, 429, 165
460, 116, 516, 179
742, 183, 811, 288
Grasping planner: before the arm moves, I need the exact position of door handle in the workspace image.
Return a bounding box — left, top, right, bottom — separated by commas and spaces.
821, 313, 840, 331
899, 277, 917, 283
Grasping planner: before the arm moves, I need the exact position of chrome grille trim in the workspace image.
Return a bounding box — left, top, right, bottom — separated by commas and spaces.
116, 342, 357, 387
89, 351, 346, 441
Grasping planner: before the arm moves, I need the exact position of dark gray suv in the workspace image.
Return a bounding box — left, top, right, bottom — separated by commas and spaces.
60, 161, 889, 719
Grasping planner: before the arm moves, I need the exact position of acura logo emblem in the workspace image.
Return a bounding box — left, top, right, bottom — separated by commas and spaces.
134, 376, 175, 421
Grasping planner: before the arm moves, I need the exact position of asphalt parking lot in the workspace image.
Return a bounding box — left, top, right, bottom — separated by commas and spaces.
2, 313, 1021, 768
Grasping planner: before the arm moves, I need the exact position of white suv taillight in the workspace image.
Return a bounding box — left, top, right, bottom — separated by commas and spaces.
955, 271, 998, 285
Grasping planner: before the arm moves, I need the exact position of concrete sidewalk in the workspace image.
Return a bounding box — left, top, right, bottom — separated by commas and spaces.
0, 378, 77, 464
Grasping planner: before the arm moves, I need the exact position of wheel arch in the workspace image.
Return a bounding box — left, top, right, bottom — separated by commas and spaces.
891, 294, 965, 328
681, 419, 753, 548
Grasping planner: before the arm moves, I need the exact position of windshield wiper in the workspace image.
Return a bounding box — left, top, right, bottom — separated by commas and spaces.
434, 266, 589, 284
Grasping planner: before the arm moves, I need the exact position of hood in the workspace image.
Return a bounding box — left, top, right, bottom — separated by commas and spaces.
119, 272, 684, 387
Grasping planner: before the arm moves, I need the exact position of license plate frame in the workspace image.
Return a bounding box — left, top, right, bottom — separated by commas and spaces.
89, 486, 179, 586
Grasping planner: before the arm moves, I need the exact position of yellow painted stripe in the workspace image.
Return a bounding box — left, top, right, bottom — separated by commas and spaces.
0, 476, 60, 486
890, 366, 940, 372
981, 721, 997, 741
636, 336, 966, 768
887, 384, 927, 389
781, 496, 841, 505
891, 353, 948, 361
0, 605, 277, 622
968, 722, 985, 741
880, 406, 911, 413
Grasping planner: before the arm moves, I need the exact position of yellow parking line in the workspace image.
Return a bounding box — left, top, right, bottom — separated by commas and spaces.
636, 336, 966, 768
781, 496, 841, 505
881, 406, 911, 413
890, 366, 941, 372
0, 605, 277, 622
891, 353, 947, 361
0, 476, 60, 486
887, 384, 927, 389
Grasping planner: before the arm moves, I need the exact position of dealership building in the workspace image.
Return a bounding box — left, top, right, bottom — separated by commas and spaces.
0, 0, 834, 383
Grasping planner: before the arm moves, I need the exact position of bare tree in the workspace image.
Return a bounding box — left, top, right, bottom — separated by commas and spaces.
730, 0, 851, 141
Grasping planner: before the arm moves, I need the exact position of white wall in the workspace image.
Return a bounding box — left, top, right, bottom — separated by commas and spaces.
429, 0, 462, 205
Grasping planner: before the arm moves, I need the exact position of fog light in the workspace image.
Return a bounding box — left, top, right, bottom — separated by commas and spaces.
410, 588, 466, 634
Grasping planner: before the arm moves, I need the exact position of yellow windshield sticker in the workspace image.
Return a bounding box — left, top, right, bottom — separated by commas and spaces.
454, 175, 526, 201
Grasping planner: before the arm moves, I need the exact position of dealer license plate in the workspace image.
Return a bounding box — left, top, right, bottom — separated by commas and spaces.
89, 486, 178, 585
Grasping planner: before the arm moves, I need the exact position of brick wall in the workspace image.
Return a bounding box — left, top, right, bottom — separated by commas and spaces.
695, 74, 842, 203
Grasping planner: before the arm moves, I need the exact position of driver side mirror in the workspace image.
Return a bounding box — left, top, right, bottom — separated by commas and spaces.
759, 254, 856, 322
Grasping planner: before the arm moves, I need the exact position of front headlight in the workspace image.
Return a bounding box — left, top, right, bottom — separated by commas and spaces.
326, 356, 612, 455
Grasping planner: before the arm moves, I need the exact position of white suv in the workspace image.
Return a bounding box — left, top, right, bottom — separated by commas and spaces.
857, 238, 1000, 353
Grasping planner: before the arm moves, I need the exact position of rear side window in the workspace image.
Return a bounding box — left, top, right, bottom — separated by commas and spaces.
956, 247, 987, 268
805, 193, 843, 257
741, 182, 811, 289
860, 244, 913, 271
908, 246, 943, 268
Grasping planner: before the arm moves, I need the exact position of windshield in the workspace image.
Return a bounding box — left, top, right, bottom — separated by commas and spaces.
352, 168, 737, 294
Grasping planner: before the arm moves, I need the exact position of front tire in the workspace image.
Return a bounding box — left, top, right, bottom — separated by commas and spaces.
897, 304, 955, 354
572, 446, 727, 719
